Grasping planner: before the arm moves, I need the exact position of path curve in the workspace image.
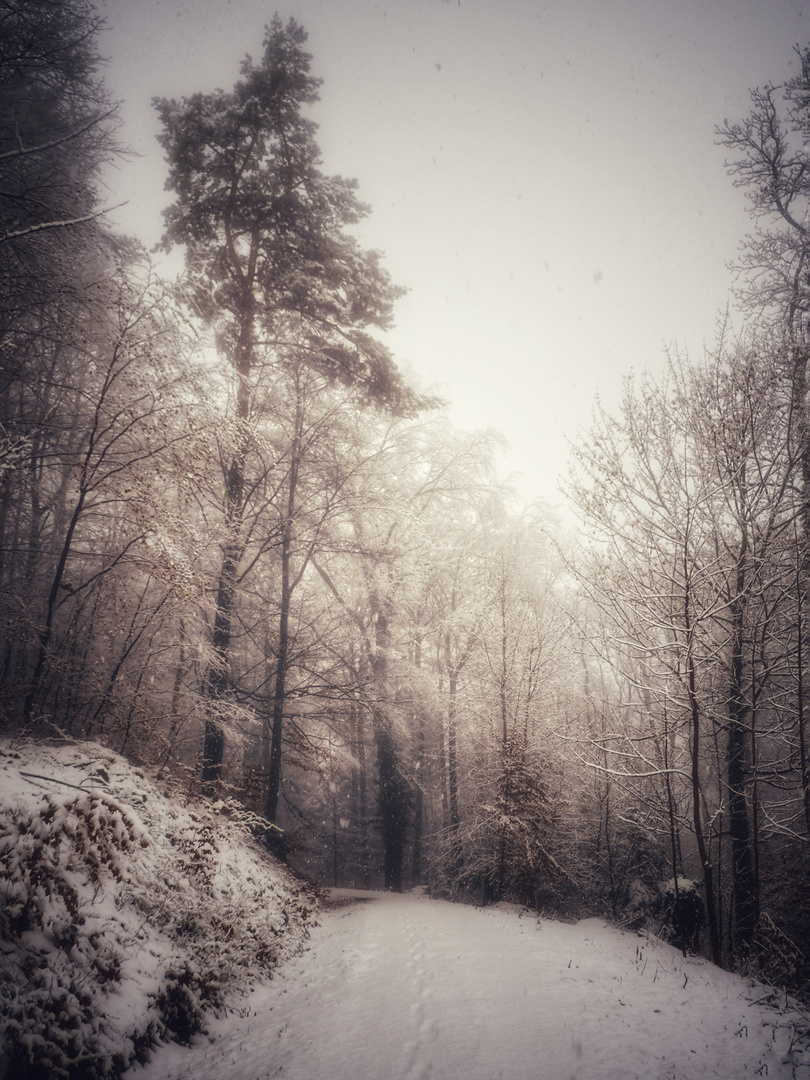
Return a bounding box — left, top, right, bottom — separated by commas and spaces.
127, 889, 805, 1080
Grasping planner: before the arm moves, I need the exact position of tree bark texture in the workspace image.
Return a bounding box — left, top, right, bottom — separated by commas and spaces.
372, 611, 410, 891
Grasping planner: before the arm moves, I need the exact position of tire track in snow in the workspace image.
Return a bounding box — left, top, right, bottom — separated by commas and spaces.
265, 893, 444, 1080
400, 906, 439, 1080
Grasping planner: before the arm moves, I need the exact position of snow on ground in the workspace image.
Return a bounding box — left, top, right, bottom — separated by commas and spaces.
127, 889, 810, 1080
0, 739, 316, 1078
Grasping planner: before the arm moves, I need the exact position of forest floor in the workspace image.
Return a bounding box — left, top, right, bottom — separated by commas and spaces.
126, 887, 810, 1080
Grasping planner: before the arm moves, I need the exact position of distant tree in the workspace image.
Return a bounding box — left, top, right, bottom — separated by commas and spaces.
154, 16, 422, 790
442, 512, 570, 906
300, 416, 502, 890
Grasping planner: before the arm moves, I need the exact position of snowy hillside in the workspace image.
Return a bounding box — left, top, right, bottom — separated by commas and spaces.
0, 738, 317, 1079
128, 890, 810, 1080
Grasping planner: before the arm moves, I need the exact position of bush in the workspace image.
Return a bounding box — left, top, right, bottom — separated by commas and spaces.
0, 739, 317, 1079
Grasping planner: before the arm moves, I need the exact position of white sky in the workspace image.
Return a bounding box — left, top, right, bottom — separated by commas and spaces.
98, 0, 809, 508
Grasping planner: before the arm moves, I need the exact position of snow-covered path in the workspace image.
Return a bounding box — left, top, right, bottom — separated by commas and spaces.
127, 890, 808, 1080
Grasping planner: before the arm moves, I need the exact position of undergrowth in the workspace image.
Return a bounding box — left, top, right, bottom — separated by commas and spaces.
0, 739, 317, 1080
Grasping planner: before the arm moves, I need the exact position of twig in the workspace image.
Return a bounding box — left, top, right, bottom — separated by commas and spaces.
19, 771, 97, 793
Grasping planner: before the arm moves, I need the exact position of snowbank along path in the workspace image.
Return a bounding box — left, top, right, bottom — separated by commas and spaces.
127, 889, 809, 1080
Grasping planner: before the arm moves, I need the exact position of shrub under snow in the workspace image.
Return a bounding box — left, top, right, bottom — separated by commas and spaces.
0, 738, 318, 1080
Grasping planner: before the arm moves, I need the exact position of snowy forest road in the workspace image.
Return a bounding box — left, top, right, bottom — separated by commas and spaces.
127, 890, 808, 1080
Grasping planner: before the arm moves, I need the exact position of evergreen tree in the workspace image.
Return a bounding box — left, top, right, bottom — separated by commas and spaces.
154, 17, 421, 793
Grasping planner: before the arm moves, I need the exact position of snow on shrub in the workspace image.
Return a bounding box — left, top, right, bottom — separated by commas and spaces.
621, 876, 707, 954
657, 877, 706, 952
0, 738, 317, 1080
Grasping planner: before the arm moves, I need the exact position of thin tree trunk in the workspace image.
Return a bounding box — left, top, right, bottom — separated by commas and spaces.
352, 698, 370, 885
331, 739, 341, 887
662, 706, 685, 951
444, 612, 475, 871
23, 486, 87, 723
687, 642, 722, 965
798, 562, 810, 840
726, 547, 758, 957
412, 637, 425, 886
792, 344, 810, 840
264, 518, 291, 828
373, 609, 409, 891
265, 396, 301, 839
446, 636, 461, 856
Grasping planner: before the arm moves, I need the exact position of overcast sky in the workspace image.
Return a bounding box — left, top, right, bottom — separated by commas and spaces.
98, 0, 808, 509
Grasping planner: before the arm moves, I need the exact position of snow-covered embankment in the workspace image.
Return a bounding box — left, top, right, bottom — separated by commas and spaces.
0, 739, 317, 1079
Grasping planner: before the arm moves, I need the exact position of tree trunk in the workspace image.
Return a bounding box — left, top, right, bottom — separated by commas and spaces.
411, 637, 425, 886
794, 345, 810, 841
350, 698, 370, 885
202, 295, 253, 790
23, 484, 87, 724
372, 610, 409, 891
726, 549, 758, 958
264, 518, 291, 828
446, 640, 461, 861
202, 495, 242, 788
687, 641, 722, 966
264, 396, 301, 846
797, 553, 810, 841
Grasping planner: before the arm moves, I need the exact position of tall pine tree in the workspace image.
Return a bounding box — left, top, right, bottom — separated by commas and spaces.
155, 16, 420, 797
